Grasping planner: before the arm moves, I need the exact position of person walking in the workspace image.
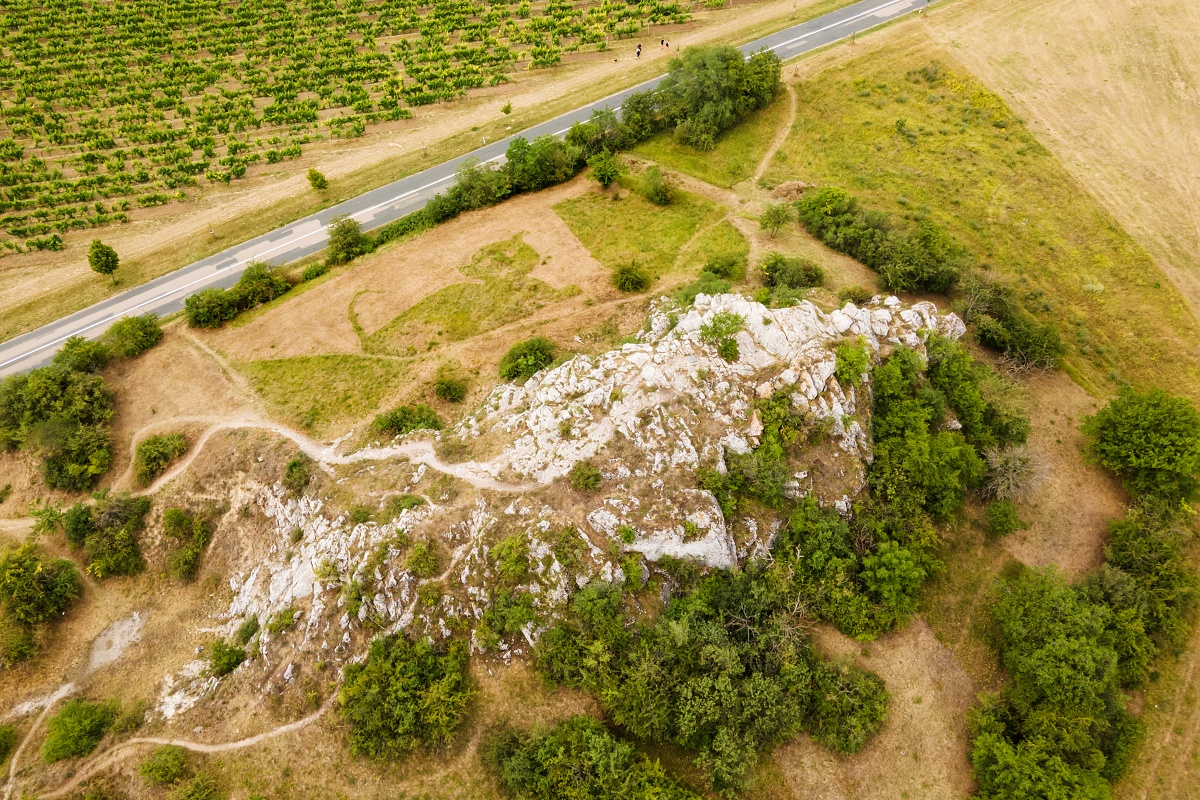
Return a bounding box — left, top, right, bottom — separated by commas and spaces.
636, 43, 642, 59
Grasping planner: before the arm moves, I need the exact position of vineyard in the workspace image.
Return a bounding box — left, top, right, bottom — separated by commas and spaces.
0, 0, 700, 250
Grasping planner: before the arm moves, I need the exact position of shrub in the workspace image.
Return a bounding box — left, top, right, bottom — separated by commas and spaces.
760, 252, 823, 289
382, 494, 426, 518
141, 745, 189, 785
982, 444, 1044, 503
860, 541, 925, 619
760, 203, 793, 237
567, 462, 602, 491
168, 774, 224, 800
103, 314, 163, 358
307, 168, 327, 191
586, 150, 624, 188
499, 337, 556, 381
163, 508, 213, 582
233, 617, 259, 646
434, 375, 467, 403
301, 262, 329, 281
183, 288, 238, 328
325, 215, 369, 266
716, 337, 739, 362
806, 661, 890, 754
184, 264, 288, 328
339, 634, 473, 757
1084, 386, 1200, 503
834, 338, 870, 385
612, 263, 650, 293
838, 285, 873, 304
704, 253, 745, 280
674, 272, 730, 306
66, 493, 150, 578
406, 542, 440, 578
0, 543, 81, 625
267, 607, 298, 634
504, 135, 581, 194
283, 457, 310, 496
373, 404, 442, 436
0, 617, 37, 667
134, 432, 187, 485
0, 723, 16, 764
640, 166, 673, 206
985, 499, 1024, 538
483, 717, 702, 800
955, 270, 1065, 368
208, 641, 245, 676
41, 699, 117, 762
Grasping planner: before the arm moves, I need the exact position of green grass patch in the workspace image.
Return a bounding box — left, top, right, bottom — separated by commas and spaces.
632, 93, 791, 187
238, 354, 408, 436
680, 219, 750, 279
554, 187, 723, 282
765, 52, 1200, 396
364, 234, 579, 356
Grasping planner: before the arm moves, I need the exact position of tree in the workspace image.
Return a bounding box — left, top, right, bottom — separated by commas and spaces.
325, 215, 369, 266
307, 168, 328, 190
760, 203, 793, 237
860, 541, 925, 617
587, 150, 623, 189
88, 240, 119, 284
1083, 386, 1200, 502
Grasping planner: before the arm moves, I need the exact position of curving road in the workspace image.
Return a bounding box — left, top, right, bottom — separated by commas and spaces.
0, 0, 931, 377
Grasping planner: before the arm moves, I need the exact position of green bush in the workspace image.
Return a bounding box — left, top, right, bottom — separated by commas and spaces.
567, 462, 602, 491
1084, 386, 1200, 503
759, 203, 793, 237
183, 288, 238, 328
168, 774, 225, 800
612, 263, 651, 293
499, 337, 556, 381
208, 641, 245, 676
141, 745, 189, 785
985, 499, 1024, 538
504, 135, 581, 194
103, 314, 163, 358
234, 616, 259, 646
0, 359, 115, 490
806, 661, 890, 754
0, 543, 81, 625
301, 262, 329, 281
325, 215, 370, 266
834, 339, 870, 385
760, 252, 823, 289
673, 272, 731, 306
283, 457, 310, 496
163, 507, 213, 582
63, 493, 150, 578
134, 432, 187, 485
373, 404, 442, 436
339, 634, 473, 757
703, 253, 745, 280
640, 166, 673, 206
0, 617, 37, 667
307, 168, 327, 191
382, 494, 426, 518
586, 149, 624, 188
483, 716, 702, 800
955, 271, 1065, 368
185, 264, 288, 328
266, 607, 298, 634
716, 338, 739, 362
434, 375, 467, 403
405, 542, 439, 578
838, 285, 873, 304
41, 699, 117, 762
0, 723, 16, 764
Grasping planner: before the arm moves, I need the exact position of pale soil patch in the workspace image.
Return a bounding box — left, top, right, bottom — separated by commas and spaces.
776, 619, 977, 800
1000, 369, 1124, 580
207, 178, 606, 363
926, 0, 1200, 323
0, 0, 841, 342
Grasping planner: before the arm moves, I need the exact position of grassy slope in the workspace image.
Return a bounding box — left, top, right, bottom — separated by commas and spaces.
554, 185, 724, 283
632, 93, 792, 188
761, 45, 1200, 398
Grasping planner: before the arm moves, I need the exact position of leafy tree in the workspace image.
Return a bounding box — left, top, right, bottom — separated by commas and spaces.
0, 543, 81, 625
339, 634, 473, 758
183, 288, 238, 328
499, 337, 556, 381
1083, 386, 1200, 503
504, 135, 582, 193
53, 336, 110, 373
654, 47, 782, 150
307, 168, 328, 191
41, 699, 117, 762
860, 541, 925, 618
88, 239, 119, 284
483, 716, 702, 800
760, 203, 793, 237
63, 493, 150, 578
325, 215, 369, 266
612, 263, 650, 292
134, 432, 187, 485
586, 150, 624, 189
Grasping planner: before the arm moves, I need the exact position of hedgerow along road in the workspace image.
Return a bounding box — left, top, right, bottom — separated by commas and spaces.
0, 0, 932, 377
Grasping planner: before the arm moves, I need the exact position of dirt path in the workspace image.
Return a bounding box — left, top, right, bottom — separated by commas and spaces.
754, 82, 798, 182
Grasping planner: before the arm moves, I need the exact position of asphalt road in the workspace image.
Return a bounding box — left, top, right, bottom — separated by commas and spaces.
0, 0, 929, 377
